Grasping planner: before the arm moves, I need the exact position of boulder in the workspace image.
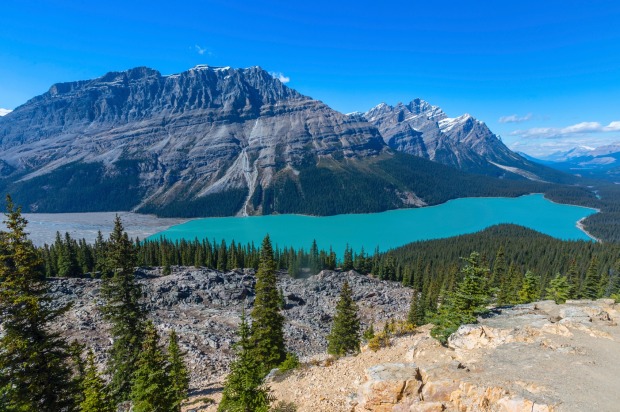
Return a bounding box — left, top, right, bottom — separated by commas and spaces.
357, 363, 421, 411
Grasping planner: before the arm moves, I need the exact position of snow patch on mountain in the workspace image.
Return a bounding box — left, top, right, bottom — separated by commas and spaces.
489, 161, 545, 182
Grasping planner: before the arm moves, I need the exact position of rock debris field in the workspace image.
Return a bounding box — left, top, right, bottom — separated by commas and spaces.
49, 267, 412, 388
49, 268, 620, 411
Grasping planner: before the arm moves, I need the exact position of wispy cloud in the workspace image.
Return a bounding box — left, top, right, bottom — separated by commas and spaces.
0, 108, 12, 116
269, 72, 290, 84
498, 113, 533, 124
510, 137, 620, 157
511, 120, 620, 139
194, 44, 212, 56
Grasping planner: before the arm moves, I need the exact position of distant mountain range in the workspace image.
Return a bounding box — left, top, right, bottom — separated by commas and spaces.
520, 144, 620, 181
0, 65, 575, 216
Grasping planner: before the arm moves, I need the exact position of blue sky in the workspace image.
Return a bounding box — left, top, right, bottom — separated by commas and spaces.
1, 0, 620, 156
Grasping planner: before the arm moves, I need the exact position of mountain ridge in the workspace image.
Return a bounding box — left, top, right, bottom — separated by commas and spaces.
363, 98, 571, 182
0, 65, 575, 216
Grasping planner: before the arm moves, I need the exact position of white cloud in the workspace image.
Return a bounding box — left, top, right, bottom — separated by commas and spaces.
194, 45, 212, 56
0, 108, 12, 116
510, 137, 620, 157
510, 120, 620, 139
498, 113, 533, 123
269, 72, 290, 84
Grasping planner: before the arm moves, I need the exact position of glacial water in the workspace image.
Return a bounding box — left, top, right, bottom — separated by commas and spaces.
147, 194, 597, 256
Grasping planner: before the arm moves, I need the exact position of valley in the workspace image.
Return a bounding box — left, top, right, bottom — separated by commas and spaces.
0, 46, 620, 412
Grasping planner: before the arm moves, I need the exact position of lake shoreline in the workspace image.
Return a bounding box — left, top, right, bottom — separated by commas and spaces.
19, 194, 598, 249
148, 194, 596, 257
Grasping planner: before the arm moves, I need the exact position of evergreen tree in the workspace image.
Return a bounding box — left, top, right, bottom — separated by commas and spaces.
582, 257, 601, 300
80, 350, 113, 412
219, 311, 272, 412
342, 244, 354, 271
130, 321, 174, 412
546, 274, 570, 304
362, 322, 375, 341
430, 296, 474, 345
566, 259, 579, 299
518, 271, 541, 303
327, 281, 361, 356
430, 252, 490, 345
407, 290, 426, 327
451, 252, 490, 315
69, 340, 87, 406
168, 330, 190, 412
250, 235, 286, 373
507, 264, 523, 304
0, 195, 78, 411
57, 232, 80, 277
100, 215, 145, 403
490, 246, 506, 288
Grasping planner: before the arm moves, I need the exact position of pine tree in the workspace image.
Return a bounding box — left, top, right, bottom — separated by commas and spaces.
518, 271, 541, 303
250, 235, 286, 373
219, 311, 272, 412
546, 274, 570, 304
80, 350, 113, 412
342, 244, 354, 271
100, 215, 145, 403
130, 321, 174, 412
430, 295, 473, 345
0, 195, 78, 411
168, 330, 190, 411
430, 252, 490, 345
407, 290, 425, 327
327, 280, 361, 356
362, 322, 375, 341
490, 246, 506, 288
582, 257, 600, 300
451, 252, 490, 316
57, 232, 80, 277
565, 259, 579, 299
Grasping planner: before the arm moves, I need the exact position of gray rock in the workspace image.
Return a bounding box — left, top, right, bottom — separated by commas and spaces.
48, 267, 412, 388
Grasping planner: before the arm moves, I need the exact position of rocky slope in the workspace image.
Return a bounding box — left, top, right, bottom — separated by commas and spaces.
48, 267, 412, 388
0, 66, 571, 216
364, 99, 572, 182
265, 299, 620, 412
0, 65, 385, 215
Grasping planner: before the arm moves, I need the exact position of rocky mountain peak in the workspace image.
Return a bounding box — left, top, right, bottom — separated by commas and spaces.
365, 98, 553, 178
0, 64, 386, 216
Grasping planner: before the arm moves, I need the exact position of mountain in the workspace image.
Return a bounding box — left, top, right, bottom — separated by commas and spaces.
0, 65, 389, 215
0, 66, 567, 217
524, 143, 620, 181
364, 99, 572, 182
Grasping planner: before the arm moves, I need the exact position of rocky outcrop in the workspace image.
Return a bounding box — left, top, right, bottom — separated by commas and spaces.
364, 99, 571, 182
48, 267, 412, 388
267, 299, 620, 412
0, 65, 573, 216
0, 65, 385, 215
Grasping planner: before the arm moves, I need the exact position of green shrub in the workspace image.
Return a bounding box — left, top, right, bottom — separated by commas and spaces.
278, 353, 300, 373
271, 400, 298, 412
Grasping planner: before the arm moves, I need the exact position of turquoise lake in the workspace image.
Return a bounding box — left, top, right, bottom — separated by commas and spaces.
147, 194, 597, 256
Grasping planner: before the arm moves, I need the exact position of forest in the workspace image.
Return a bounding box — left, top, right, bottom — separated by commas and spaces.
40, 223, 620, 306
3, 201, 620, 411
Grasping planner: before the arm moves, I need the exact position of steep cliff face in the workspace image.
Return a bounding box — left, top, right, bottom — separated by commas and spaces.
364, 99, 570, 181
0, 67, 569, 216
0, 65, 385, 215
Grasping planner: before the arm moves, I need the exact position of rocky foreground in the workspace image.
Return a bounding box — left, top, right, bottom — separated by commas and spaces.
51, 269, 620, 411
49, 267, 412, 388
266, 299, 620, 412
